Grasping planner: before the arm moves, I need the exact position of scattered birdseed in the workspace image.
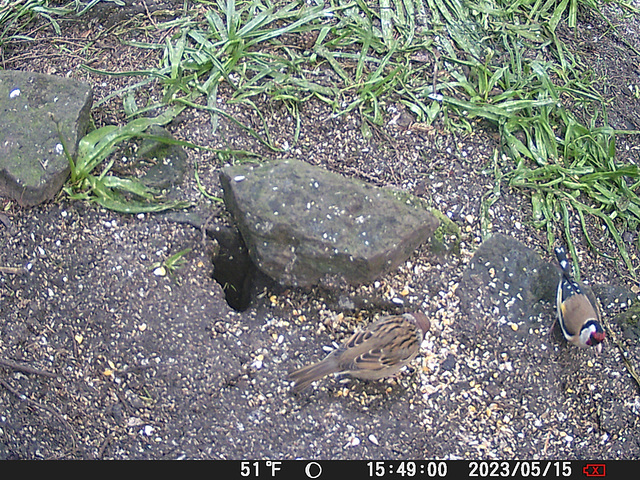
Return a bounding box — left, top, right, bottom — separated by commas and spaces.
153, 266, 166, 276
344, 435, 361, 448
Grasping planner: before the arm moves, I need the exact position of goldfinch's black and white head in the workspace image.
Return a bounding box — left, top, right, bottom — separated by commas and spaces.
554, 246, 605, 352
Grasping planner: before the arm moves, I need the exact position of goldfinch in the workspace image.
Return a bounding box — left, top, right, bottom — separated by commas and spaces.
288, 312, 430, 392
554, 246, 605, 352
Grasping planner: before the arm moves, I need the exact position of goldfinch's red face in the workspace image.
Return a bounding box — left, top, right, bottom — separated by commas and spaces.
581, 321, 605, 348
587, 330, 605, 346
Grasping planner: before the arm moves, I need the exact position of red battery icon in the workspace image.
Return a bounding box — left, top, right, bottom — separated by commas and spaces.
583, 464, 606, 476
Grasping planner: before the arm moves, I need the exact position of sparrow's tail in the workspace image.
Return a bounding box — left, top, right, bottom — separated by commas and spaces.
288, 357, 338, 393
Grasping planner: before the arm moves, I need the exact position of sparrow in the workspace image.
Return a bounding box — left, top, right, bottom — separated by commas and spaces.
554, 246, 605, 352
288, 312, 430, 393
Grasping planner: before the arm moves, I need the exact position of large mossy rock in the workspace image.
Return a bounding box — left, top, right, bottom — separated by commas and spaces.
0, 70, 92, 206
220, 159, 439, 288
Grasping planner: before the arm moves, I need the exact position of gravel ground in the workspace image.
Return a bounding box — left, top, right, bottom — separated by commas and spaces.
1, 1, 640, 460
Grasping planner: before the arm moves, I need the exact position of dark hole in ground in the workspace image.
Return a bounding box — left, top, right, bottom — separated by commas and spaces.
210, 225, 255, 311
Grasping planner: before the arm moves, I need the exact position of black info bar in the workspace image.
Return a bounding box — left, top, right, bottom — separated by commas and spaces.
227, 460, 621, 479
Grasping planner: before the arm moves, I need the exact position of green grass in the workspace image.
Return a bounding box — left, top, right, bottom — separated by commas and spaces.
5, 0, 638, 277
60, 104, 252, 212
130, 0, 638, 278
0, 0, 126, 44
84, 0, 441, 141
0, 0, 69, 43
427, 0, 640, 278
60, 106, 194, 213
150, 247, 192, 280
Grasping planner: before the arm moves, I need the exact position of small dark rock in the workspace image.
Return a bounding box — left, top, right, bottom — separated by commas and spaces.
441, 353, 457, 371
459, 234, 558, 334
138, 126, 187, 189
592, 283, 636, 312
610, 300, 640, 342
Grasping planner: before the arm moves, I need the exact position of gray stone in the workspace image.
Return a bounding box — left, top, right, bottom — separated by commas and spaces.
220, 159, 439, 287
592, 283, 636, 311
612, 303, 640, 342
460, 235, 640, 347
595, 284, 640, 342
138, 126, 187, 189
0, 70, 92, 206
459, 234, 558, 336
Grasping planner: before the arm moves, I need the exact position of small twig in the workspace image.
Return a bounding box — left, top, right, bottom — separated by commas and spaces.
542, 431, 550, 456
142, 0, 158, 27
68, 329, 80, 360
0, 377, 77, 454
602, 317, 640, 393
96, 433, 112, 459
0, 358, 58, 378
0, 266, 24, 275
201, 213, 215, 250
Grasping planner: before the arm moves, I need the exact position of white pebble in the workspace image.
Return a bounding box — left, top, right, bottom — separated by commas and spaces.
344, 435, 360, 448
